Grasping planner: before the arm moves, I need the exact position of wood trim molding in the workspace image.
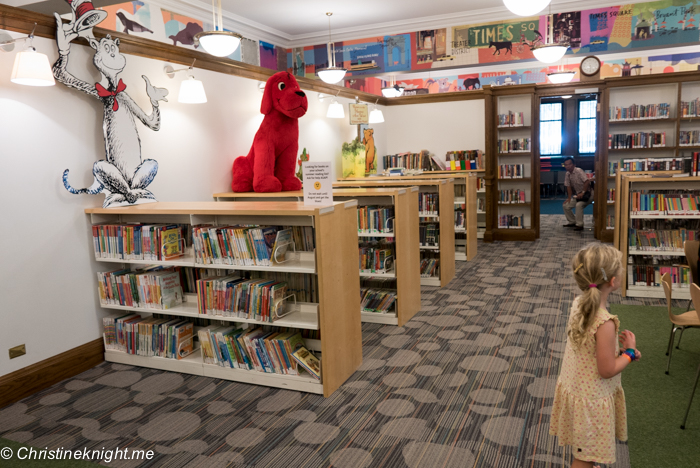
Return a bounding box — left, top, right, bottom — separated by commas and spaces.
0, 338, 104, 408
0, 4, 388, 106
386, 89, 485, 106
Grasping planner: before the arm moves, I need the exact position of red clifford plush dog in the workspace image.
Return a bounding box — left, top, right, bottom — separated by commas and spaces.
231, 72, 308, 192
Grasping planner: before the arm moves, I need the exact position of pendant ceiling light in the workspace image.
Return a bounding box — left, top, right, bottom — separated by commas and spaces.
532, 5, 569, 64
194, 0, 242, 57
503, 0, 551, 17
316, 13, 347, 84
381, 76, 404, 98
0, 24, 55, 87
368, 100, 384, 123
547, 70, 576, 84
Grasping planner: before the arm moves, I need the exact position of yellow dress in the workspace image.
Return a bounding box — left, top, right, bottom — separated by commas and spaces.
549, 298, 628, 464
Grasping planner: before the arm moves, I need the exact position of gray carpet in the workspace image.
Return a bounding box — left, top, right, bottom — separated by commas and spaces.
0, 215, 676, 467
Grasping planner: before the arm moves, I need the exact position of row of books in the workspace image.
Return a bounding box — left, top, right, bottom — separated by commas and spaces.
609, 103, 671, 121
606, 215, 615, 229
618, 157, 688, 172
628, 264, 690, 288
103, 313, 193, 359
499, 189, 527, 204
193, 226, 299, 267
361, 288, 397, 313
498, 138, 531, 153
455, 210, 465, 230
679, 131, 700, 146
199, 326, 320, 379
499, 164, 526, 179
359, 244, 394, 273
681, 99, 700, 118
477, 198, 485, 213
445, 150, 484, 170
196, 277, 288, 322
499, 214, 525, 229
630, 190, 700, 215
476, 177, 485, 191
608, 188, 616, 202
92, 224, 188, 261
358, 206, 394, 234
497, 111, 525, 127
608, 161, 619, 176
685, 152, 700, 176
609, 132, 666, 149
418, 193, 439, 215
419, 223, 439, 246
629, 228, 698, 252
383, 151, 431, 171
98, 268, 184, 310
420, 255, 439, 277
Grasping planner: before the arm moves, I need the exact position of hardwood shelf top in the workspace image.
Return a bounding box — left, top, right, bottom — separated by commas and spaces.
678, 145, 700, 150
333, 179, 452, 188
340, 170, 484, 181
624, 175, 700, 183
608, 146, 676, 152
680, 117, 700, 122
84, 200, 356, 216
214, 187, 413, 199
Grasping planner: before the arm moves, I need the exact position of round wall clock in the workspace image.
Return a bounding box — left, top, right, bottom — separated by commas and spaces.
580, 56, 601, 77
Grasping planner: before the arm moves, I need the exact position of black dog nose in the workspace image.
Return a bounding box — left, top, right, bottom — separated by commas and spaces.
295, 91, 306, 97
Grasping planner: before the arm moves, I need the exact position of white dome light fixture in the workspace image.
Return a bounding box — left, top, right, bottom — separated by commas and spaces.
194, 0, 242, 57
503, 0, 551, 17
547, 70, 576, 84
369, 100, 384, 123
316, 13, 347, 84
0, 24, 55, 87
381, 76, 404, 98
533, 43, 569, 63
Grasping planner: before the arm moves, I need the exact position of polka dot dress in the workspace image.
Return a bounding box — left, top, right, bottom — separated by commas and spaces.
549, 297, 628, 464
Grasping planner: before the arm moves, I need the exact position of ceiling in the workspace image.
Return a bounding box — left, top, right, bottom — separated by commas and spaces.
12, 0, 644, 46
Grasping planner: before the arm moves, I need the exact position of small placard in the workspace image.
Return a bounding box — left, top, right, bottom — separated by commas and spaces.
302, 162, 334, 206
349, 103, 369, 125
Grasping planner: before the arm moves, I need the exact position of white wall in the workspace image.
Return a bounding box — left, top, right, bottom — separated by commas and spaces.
0, 32, 365, 376
382, 100, 485, 170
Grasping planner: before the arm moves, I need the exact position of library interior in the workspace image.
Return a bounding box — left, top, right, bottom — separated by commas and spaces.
2, 0, 700, 467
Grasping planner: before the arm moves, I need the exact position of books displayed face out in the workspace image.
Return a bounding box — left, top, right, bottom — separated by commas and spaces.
292, 347, 321, 380
103, 314, 193, 359
609, 132, 666, 149
498, 138, 531, 153
196, 276, 288, 322
630, 190, 700, 215
358, 206, 395, 234
609, 103, 670, 121
98, 267, 184, 310
92, 224, 188, 261
192, 225, 314, 267
200, 326, 317, 378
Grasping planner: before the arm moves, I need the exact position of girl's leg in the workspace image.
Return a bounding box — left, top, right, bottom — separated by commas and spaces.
571, 458, 595, 468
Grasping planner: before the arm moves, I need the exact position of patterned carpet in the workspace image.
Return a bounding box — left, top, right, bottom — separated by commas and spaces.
0, 215, 677, 468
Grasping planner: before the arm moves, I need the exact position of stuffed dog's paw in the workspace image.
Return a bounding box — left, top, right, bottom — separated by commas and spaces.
253, 175, 282, 193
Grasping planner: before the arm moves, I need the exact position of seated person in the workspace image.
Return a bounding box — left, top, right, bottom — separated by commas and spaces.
562, 157, 594, 231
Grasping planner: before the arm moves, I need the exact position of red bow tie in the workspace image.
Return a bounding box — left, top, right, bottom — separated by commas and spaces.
95, 79, 127, 111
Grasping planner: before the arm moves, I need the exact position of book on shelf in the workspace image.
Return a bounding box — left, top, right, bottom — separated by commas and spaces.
477, 198, 485, 212
271, 229, 293, 263
418, 193, 439, 215
476, 177, 485, 191
499, 189, 526, 204
103, 313, 194, 359
606, 215, 615, 229
419, 223, 439, 246
608, 188, 616, 202
498, 138, 531, 153
499, 164, 525, 178
359, 243, 394, 273
629, 228, 697, 253
360, 287, 397, 313
608, 132, 666, 149
630, 190, 700, 215
196, 276, 289, 322
430, 154, 447, 171
498, 111, 524, 127
98, 267, 184, 310
608, 161, 618, 176
92, 223, 189, 261
681, 99, 700, 118
358, 206, 394, 234
499, 214, 524, 229
627, 262, 690, 288
383, 150, 431, 171
292, 347, 322, 380
619, 157, 688, 172
445, 150, 484, 170
420, 253, 440, 278
609, 103, 670, 121
679, 131, 700, 147
454, 210, 465, 229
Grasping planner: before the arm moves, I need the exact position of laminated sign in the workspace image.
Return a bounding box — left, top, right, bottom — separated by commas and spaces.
349, 104, 369, 125
302, 162, 333, 206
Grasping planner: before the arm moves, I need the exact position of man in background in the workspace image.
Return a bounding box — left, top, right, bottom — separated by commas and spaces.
562, 157, 593, 231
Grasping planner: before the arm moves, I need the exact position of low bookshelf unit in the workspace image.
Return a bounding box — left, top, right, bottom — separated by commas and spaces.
213, 188, 421, 326
85, 201, 362, 397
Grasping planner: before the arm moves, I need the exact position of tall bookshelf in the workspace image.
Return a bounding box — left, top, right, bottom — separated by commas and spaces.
213, 189, 421, 326
332, 179, 455, 287
491, 92, 538, 240
85, 201, 362, 397
339, 171, 480, 261
617, 175, 700, 301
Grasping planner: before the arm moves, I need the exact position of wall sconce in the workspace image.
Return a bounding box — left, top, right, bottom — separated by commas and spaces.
258, 82, 265, 93
368, 100, 384, 123
164, 59, 207, 104
318, 93, 329, 102
0, 24, 55, 87
326, 91, 344, 118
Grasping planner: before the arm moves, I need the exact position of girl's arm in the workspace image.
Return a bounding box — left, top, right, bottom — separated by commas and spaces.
595, 320, 632, 379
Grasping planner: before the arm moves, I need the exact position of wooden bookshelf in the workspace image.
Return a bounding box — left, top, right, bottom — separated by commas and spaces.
617, 175, 700, 301
85, 201, 362, 397
332, 179, 455, 288
213, 188, 421, 326
339, 171, 479, 260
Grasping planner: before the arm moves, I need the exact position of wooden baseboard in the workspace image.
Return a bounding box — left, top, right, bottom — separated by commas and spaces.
0, 338, 104, 408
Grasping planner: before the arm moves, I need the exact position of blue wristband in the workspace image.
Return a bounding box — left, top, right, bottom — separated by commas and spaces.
624, 349, 636, 362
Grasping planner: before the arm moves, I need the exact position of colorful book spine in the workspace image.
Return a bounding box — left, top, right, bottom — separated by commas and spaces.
497, 111, 525, 127
609, 103, 670, 121
609, 132, 666, 149
498, 138, 531, 153
499, 164, 525, 178
498, 189, 527, 204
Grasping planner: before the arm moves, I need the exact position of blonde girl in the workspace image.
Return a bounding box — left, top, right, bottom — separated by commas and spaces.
550, 243, 641, 468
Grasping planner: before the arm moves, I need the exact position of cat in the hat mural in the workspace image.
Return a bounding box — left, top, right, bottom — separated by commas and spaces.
53, 0, 169, 207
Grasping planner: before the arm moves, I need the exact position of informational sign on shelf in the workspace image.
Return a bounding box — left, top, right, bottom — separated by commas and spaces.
348, 103, 369, 125
302, 162, 334, 206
